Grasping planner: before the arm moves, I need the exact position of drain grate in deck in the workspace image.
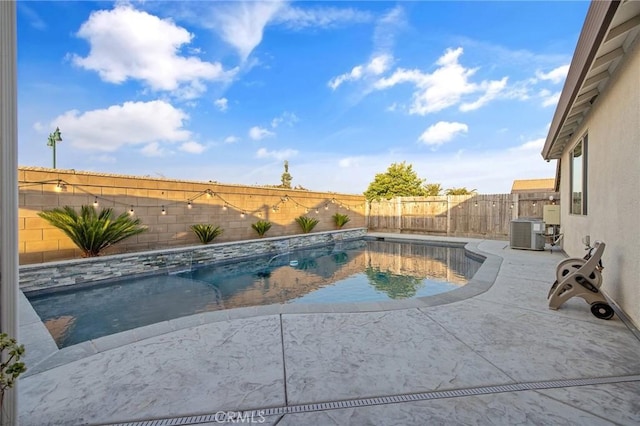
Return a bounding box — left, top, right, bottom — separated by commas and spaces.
112, 374, 640, 426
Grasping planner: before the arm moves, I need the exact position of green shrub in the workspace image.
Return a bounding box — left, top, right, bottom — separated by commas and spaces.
332, 213, 350, 229
295, 216, 319, 233
1, 333, 27, 413
251, 220, 272, 237
38, 205, 146, 257
190, 224, 223, 244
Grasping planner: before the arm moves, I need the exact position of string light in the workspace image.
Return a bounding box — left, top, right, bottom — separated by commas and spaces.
37, 179, 367, 220
474, 201, 478, 207
510, 203, 514, 209
492, 202, 496, 207
240, 211, 245, 219
54, 180, 67, 192
532, 201, 537, 207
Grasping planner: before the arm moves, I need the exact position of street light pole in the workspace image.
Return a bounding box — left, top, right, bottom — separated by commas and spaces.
47, 127, 62, 169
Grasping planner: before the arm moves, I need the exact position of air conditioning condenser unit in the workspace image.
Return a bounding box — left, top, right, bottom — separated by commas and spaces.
510, 219, 546, 250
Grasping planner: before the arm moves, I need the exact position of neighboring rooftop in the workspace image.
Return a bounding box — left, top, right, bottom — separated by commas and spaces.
510, 178, 556, 193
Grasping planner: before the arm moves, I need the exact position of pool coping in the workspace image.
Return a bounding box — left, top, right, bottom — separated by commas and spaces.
21, 233, 502, 377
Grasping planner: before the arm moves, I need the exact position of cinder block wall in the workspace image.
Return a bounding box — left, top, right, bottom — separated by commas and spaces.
19, 167, 367, 264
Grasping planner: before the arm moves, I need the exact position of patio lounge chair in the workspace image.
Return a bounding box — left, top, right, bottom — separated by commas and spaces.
547, 241, 614, 319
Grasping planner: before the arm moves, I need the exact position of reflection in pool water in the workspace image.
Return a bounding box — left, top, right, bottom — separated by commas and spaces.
28, 239, 482, 348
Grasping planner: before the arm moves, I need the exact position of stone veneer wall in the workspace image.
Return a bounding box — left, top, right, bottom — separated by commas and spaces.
18, 167, 367, 264
20, 228, 367, 293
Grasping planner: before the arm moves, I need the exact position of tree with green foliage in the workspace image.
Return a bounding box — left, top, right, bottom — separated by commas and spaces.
364, 162, 427, 201
364, 267, 422, 299
38, 205, 146, 257
445, 187, 477, 195
280, 160, 293, 189
424, 183, 443, 196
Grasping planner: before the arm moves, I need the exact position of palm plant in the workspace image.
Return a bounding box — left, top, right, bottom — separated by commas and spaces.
190, 224, 223, 244
332, 213, 350, 229
251, 220, 272, 237
38, 205, 146, 257
295, 216, 319, 233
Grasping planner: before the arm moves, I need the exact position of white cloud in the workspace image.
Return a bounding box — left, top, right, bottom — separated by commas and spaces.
72, 5, 232, 98
90, 154, 117, 163
510, 137, 545, 151
540, 90, 561, 107
214, 98, 229, 112
224, 135, 240, 144
140, 142, 166, 157
338, 157, 363, 168
418, 121, 469, 147
271, 111, 298, 128
209, 1, 286, 61
373, 47, 508, 115
256, 147, 298, 160
248, 146, 555, 194
373, 6, 405, 53
179, 141, 206, 154
274, 5, 373, 30
249, 126, 275, 141
536, 65, 570, 84
18, 3, 47, 30
329, 53, 393, 90
51, 100, 192, 152
460, 77, 508, 111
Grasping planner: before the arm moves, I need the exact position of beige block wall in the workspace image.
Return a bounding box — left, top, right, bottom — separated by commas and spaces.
558, 41, 640, 327
18, 167, 367, 264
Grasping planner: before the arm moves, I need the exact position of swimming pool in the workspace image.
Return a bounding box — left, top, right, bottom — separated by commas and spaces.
27, 239, 483, 348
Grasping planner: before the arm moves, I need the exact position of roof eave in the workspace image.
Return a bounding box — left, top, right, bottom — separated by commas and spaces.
542, 0, 620, 160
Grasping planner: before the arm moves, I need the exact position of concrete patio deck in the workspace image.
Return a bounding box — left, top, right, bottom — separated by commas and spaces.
18, 234, 640, 425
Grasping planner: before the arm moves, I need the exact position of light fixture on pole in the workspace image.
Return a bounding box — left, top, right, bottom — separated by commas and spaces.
47, 127, 62, 169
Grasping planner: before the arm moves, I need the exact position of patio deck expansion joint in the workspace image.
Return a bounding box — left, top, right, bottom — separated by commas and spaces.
108, 374, 640, 426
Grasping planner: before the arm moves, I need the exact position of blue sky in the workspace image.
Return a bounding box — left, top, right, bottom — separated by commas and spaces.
17, 1, 589, 194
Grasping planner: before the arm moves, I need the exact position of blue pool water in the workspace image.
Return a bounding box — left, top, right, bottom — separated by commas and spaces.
28, 239, 482, 348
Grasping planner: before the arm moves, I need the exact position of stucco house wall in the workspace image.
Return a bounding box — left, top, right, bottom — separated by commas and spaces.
558, 37, 640, 327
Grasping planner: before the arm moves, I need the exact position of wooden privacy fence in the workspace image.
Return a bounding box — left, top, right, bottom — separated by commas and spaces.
368, 192, 560, 240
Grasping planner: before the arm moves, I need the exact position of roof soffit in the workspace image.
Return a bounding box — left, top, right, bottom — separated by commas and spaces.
542, 1, 640, 160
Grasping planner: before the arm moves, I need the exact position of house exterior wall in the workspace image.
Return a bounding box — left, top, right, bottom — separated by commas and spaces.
558, 40, 640, 327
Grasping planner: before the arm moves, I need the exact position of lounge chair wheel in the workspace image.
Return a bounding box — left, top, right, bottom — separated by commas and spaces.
590, 303, 614, 320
